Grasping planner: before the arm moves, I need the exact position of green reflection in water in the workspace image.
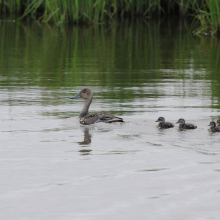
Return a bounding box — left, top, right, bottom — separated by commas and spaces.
0, 20, 220, 108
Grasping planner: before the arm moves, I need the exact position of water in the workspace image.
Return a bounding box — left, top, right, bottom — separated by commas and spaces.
1, 20, 220, 220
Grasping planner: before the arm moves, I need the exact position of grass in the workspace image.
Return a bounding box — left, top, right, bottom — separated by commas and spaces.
190, 1, 220, 35
0, 0, 220, 35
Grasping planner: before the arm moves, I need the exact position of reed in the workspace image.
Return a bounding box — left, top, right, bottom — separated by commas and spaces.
0, 0, 220, 35
191, 0, 220, 35
202, 0, 220, 35
0, 0, 190, 23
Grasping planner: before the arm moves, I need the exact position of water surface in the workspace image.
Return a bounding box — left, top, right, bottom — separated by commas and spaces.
0, 20, 220, 220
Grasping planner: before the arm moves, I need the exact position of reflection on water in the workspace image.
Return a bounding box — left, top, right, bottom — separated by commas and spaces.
0, 20, 220, 220
78, 148, 92, 156
0, 20, 220, 110
78, 127, 92, 156
137, 168, 168, 172
78, 127, 92, 146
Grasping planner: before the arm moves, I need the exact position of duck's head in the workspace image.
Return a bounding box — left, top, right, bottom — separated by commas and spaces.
155, 117, 165, 123
208, 121, 216, 128
176, 118, 185, 124
70, 88, 92, 100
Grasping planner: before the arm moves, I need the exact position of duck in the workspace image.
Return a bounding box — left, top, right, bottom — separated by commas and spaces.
155, 117, 174, 129
70, 88, 124, 125
216, 119, 220, 128
208, 121, 220, 132
175, 118, 197, 130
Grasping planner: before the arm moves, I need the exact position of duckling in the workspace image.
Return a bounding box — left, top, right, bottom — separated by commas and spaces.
208, 121, 220, 132
70, 88, 124, 125
216, 119, 220, 128
175, 118, 197, 130
155, 117, 174, 129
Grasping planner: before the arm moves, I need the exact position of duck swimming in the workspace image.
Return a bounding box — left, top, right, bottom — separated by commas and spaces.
70, 88, 124, 125
208, 121, 220, 132
155, 117, 174, 129
216, 119, 220, 128
176, 118, 197, 130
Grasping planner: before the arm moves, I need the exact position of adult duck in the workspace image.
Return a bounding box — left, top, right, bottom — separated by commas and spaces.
70, 88, 123, 125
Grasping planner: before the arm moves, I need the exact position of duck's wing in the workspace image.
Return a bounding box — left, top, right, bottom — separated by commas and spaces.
215, 127, 220, 132
97, 113, 124, 123
164, 122, 174, 128
82, 113, 101, 124
84, 112, 123, 124
185, 123, 197, 129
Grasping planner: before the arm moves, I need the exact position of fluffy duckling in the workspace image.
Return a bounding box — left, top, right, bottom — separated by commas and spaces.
176, 118, 197, 130
216, 119, 220, 128
208, 121, 220, 132
155, 117, 174, 129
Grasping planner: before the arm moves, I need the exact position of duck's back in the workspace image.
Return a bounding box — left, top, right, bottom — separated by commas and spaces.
82, 112, 123, 125
212, 127, 220, 132
179, 123, 197, 130
159, 122, 174, 129
184, 123, 197, 129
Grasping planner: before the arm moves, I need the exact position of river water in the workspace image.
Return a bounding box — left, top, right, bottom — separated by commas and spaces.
0, 20, 220, 220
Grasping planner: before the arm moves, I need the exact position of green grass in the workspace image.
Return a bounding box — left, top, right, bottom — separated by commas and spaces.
1, 0, 220, 35
190, 1, 220, 35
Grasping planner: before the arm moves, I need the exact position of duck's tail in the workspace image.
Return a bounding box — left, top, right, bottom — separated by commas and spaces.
105, 117, 124, 123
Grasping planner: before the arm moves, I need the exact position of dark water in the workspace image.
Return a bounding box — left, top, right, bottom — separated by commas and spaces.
1, 20, 220, 220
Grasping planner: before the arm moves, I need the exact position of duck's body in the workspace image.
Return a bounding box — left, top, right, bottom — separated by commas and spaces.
155, 117, 174, 129
79, 112, 123, 125
208, 121, 220, 132
176, 118, 197, 130
216, 119, 220, 129
70, 88, 123, 125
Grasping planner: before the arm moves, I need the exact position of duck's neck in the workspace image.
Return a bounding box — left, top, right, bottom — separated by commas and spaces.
79, 95, 93, 119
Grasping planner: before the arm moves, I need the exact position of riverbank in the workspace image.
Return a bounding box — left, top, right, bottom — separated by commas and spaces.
0, 1, 220, 35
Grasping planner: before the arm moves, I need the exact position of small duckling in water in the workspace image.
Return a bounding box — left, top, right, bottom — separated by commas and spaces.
155, 117, 174, 129
208, 121, 220, 132
216, 119, 220, 128
175, 118, 197, 130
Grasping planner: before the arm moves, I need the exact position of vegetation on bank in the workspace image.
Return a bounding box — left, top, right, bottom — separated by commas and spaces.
0, 0, 220, 35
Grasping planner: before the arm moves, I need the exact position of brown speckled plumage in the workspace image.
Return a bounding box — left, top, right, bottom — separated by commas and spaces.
155, 117, 174, 129
208, 121, 220, 132
176, 118, 197, 130
216, 119, 220, 129
70, 88, 123, 125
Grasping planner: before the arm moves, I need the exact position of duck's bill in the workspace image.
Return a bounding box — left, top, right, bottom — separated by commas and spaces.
155, 120, 159, 122
70, 94, 80, 99
175, 122, 179, 124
